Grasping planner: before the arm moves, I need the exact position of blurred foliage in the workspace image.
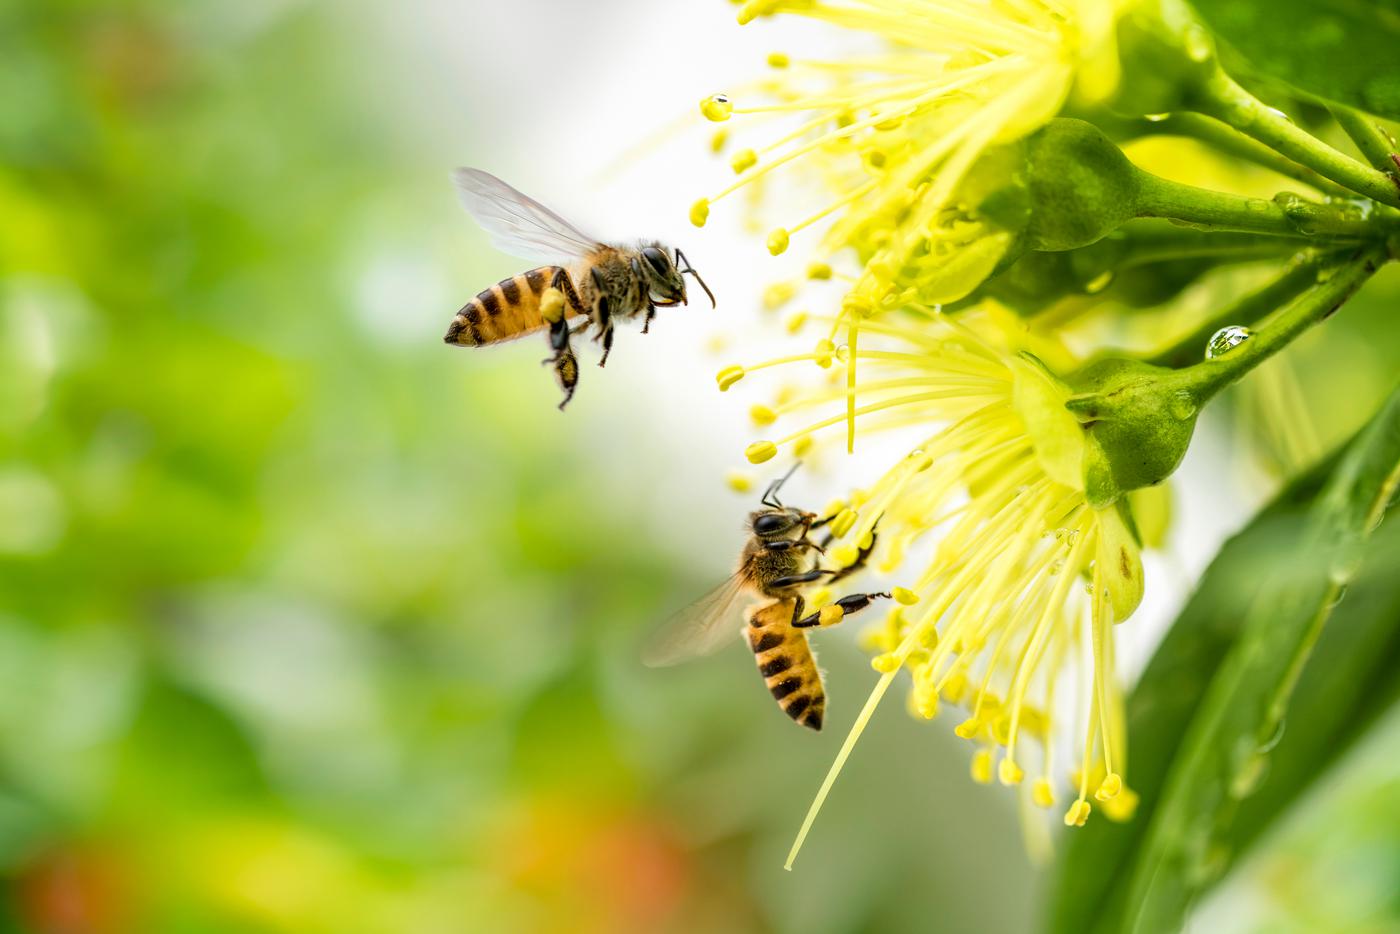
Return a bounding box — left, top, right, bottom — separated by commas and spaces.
0, 2, 1040, 932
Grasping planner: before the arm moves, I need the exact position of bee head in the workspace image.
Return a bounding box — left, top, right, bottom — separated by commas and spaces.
640, 244, 715, 310
749, 507, 814, 542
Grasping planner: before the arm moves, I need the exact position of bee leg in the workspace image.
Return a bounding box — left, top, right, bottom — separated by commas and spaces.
545, 315, 579, 409
794, 591, 892, 628
598, 320, 615, 367
641, 301, 656, 335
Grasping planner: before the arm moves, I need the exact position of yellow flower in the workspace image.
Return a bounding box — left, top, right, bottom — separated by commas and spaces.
700, 0, 1128, 451
729, 309, 1146, 866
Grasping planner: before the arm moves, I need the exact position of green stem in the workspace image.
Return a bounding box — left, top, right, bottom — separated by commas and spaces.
1146, 252, 1338, 368
1328, 105, 1399, 175
1133, 169, 1395, 239
1193, 72, 1400, 209
1107, 221, 1302, 268
1172, 248, 1386, 406
1128, 112, 1355, 198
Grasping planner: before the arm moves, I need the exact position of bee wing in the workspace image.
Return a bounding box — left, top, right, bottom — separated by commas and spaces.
453, 167, 604, 263
643, 573, 753, 668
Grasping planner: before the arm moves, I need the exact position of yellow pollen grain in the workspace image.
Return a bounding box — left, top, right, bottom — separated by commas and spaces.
830, 508, 857, 538
830, 543, 860, 567
892, 587, 919, 605
970, 749, 993, 784
767, 228, 791, 255
745, 440, 777, 464
870, 653, 899, 673
690, 198, 711, 227
700, 93, 733, 122
716, 365, 745, 391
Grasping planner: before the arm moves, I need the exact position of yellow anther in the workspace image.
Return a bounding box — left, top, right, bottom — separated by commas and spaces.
1102, 786, 1139, 822
540, 287, 566, 324
725, 470, 754, 493
791, 434, 814, 456
830, 543, 860, 567
970, 749, 993, 784
917, 624, 938, 649
954, 717, 981, 740
942, 672, 968, 703
814, 339, 837, 368
709, 128, 729, 153
848, 488, 870, 508
818, 604, 845, 627
1095, 772, 1122, 801
909, 451, 934, 472
690, 198, 711, 227
730, 148, 758, 173
870, 652, 899, 673
763, 281, 796, 310
830, 508, 857, 539
1064, 800, 1092, 827
749, 404, 777, 426
716, 365, 745, 391
862, 148, 887, 170
998, 758, 1024, 786
766, 51, 790, 68
1033, 779, 1055, 809
700, 93, 733, 122
806, 262, 832, 280
857, 529, 874, 549
766, 227, 791, 256
990, 715, 1011, 745
785, 311, 808, 335
745, 440, 777, 464
891, 587, 919, 606
916, 690, 939, 719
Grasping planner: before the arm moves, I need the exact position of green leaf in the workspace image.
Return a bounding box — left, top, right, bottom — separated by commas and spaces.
1191, 0, 1400, 120
1046, 386, 1400, 934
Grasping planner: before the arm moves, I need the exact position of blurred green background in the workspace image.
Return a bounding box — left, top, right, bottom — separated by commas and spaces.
3, 2, 1400, 933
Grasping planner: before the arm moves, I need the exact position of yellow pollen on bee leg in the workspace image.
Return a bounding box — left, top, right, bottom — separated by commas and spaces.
818, 605, 845, 627
540, 288, 566, 324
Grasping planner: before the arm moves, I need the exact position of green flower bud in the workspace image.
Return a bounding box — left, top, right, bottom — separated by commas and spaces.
1066, 358, 1201, 507
1023, 119, 1141, 252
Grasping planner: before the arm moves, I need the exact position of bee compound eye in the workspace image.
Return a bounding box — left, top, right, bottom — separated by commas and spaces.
642, 247, 669, 275
754, 514, 789, 535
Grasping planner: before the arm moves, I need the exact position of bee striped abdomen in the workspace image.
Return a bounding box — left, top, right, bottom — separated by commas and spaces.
445, 265, 579, 346
748, 600, 826, 731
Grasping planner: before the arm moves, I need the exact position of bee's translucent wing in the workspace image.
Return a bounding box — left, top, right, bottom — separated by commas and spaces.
453, 167, 603, 263
643, 573, 753, 668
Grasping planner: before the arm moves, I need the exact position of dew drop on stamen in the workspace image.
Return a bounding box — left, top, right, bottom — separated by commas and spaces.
1169, 390, 1198, 420
1205, 325, 1252, 360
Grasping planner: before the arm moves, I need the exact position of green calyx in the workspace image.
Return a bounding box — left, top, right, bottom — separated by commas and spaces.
1066, 358, 1202, 508
1023, 119, 1141, 252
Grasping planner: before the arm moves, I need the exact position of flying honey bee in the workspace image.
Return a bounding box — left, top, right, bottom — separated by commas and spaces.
645, 467, 889, 731
444, 168, 715, 408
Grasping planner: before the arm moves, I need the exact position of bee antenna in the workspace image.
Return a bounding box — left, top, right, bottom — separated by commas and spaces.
761, 462, 801, 508
674, 249, 716, 308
